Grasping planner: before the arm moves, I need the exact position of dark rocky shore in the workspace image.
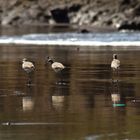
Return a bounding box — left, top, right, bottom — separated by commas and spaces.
0, 0, 140, 31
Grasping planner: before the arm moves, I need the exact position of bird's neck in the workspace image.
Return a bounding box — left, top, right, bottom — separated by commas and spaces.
114, 58, 117, 60
49, 60, 54, 64
114, 56, 117, 59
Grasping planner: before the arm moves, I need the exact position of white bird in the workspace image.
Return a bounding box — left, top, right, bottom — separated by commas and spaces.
111, 54, 120, 70
22, 58, 35, 85
22, 58, 35, 74
47, 57, 65, 73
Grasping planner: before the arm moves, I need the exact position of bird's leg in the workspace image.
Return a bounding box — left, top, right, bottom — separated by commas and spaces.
112, 69, 120, 83
117, 80, 119, 93
114, 68, 119, 83
60, 71, 63, 82
60, 71, 65, 84
111, 69, 114, 82
56, 71, 63, 85
27, 73, 32, 86
117, 69, 119, 79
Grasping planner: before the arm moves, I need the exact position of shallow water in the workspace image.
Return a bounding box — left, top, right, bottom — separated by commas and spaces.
2, 32, 140, 47
0, 43, 139, 140
1, 25, 140, 47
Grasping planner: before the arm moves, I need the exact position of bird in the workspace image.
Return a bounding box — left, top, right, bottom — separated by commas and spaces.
111, 54, 120, 70
22, 58, 35, 74
22, 58, 35, 85
111, 54, 120, 79
47, 57, 65, 73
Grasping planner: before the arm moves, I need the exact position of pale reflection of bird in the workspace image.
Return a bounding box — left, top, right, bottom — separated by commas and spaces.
52, 95, 65, 110
22, 58, 35, 85
47, 57, 65, 73
110, 80, 126, 107
22, 96, 34, 111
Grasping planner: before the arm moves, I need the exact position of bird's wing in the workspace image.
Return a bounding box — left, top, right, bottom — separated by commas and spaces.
111, 59, 120, 69
52, 62, 65, 69
116, 60, 120, 67
23, 62, 35, 69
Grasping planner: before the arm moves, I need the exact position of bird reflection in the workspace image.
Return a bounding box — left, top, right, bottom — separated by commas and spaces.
51, 95, 65, 110
110, 80, 126, 107
22, 96, 34, 111
22, 86, 34, 112
50, 85, 68, 111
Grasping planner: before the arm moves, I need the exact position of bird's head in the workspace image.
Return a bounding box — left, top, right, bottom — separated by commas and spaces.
46, 56, 54, 64
22, 58, 27, 62
113, 54, 117, 59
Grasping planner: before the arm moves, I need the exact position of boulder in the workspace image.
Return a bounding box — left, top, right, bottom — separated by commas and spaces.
38, 0, 49, 9
78, 28, 90, 33
116, 20, 140, 30
1, 5, 25, 25
68, 3, 82, 12
28, 5, 41, 18
50, 5, 69, 23
70, 5, 98, 25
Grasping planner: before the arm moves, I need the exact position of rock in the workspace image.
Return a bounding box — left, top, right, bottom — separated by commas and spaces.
1, 5, 25, 25
28, 5, 41, 18
38, 0, 49, 9
70, 6, 98, 25
50, 5, 70, 23
79, 28, 90, 33
111, 13, 127, 27
68, 3, 82, 12
133, 4, 140, 16
119, 0, 131, 5
8, 0, 20, 7
116, 20, 140, 30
